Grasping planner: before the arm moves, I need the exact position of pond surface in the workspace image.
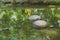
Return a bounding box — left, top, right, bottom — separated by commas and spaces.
0, 7, 60, 40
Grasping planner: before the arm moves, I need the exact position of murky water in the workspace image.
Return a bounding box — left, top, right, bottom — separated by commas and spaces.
0, 7, 60, 40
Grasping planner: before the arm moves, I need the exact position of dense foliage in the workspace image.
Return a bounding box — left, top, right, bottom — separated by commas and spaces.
0, 0, 60, 5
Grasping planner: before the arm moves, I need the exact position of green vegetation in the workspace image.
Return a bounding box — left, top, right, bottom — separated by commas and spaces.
0, 7, 60, 40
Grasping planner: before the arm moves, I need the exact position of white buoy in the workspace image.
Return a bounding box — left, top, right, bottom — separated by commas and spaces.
33, 20, 47, 28
29, 15, 41, 21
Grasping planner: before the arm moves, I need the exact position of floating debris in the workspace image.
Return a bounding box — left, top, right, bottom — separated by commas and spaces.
11, 14, 17, 21
34, 9, 38, 14
29, 15, 41, 21
50, 25, 54, 28
57, 20, 60, 23
57, 20, 60, 27
33, 20, 47, 28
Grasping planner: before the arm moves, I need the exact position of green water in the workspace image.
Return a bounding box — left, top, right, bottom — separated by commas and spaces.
0, 7, 60, 40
